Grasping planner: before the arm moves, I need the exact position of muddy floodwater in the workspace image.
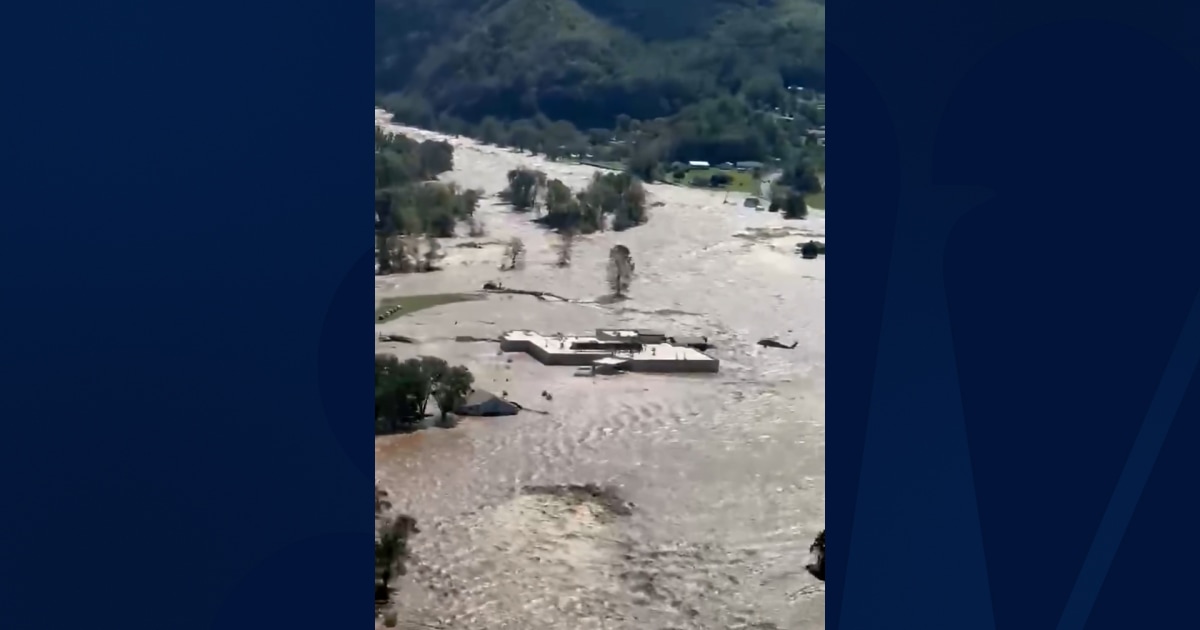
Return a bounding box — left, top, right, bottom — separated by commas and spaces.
375, 114, 825, 629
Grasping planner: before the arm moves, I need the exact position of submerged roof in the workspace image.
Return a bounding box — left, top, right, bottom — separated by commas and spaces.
462, 389, 505, 406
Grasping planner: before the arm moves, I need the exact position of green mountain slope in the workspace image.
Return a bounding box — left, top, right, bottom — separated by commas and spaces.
375, 0, 825, 131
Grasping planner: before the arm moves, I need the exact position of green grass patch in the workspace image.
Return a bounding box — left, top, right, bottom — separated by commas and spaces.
804, 190, 825, 210
676, 168, 759, 193
375, 293, 480, 324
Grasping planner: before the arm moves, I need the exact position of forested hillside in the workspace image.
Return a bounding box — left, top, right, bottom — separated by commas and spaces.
375, 0, 825, 172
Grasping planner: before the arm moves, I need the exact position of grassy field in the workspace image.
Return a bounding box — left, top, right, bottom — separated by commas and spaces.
804, 190, 825, 210
673, 168, 759, 193
375, 293, 480, 324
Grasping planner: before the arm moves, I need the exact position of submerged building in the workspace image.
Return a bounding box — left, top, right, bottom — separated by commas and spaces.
455, 389, 519, 416
500, 329, 719, 374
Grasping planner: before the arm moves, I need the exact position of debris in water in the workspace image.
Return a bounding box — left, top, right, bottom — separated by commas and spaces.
521, 484, 635, 518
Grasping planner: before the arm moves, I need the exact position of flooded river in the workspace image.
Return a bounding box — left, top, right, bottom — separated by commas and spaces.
375, 121, 825, 629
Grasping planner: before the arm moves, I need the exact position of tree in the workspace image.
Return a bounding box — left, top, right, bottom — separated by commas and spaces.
375, 354, 430, 433
556, 229, 576, 267
628, 145, 662, 182
375, 354, 476, 434
432, 365, 474, 420
416, 140, 454, 176
509, 119, 540, 153
580, 172, 647, 232
540, 179, 582, 232
502, 237, 526, 271
375, 514, 419, 609
576, 191, 605, 233
781, 159, 822, 195
374, 126, 478, 274
782, 191, 808, 219
423, 235, 443, 270
607, 244, 635, 298
375, 0, 826, 165
461, 188, 482, 216
544, 179, 574, 216
502, 168, 544, 212
479, 116, 505, 145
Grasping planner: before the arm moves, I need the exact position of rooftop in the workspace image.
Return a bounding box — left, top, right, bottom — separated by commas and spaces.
502, 331, 717, 363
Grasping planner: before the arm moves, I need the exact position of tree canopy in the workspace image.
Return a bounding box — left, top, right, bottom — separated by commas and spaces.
374, 354, 476, 433
376, 0, 826, 167
375, 128, 482, 273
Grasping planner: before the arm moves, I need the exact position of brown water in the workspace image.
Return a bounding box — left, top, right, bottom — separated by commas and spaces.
375, 119, 825, 629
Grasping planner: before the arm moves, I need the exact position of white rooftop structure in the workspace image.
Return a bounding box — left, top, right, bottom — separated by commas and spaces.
500, 330, 718, 374
687, 160, 710, 168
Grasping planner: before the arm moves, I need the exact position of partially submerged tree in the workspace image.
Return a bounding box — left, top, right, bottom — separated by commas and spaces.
375, 354, 474, 434
375, 513, 419, 611
432, 365, 475, 420
544, 179, 574, 217
607, 244, 635, 298
423, 235, 443, 270
374, 127, 477, 276
799, 240, 825, 259
782, 190, 808, 219
502, 167, 546, 212
584, 172, 647, 232
501, 237, 526, 271
556, 229, 576, 267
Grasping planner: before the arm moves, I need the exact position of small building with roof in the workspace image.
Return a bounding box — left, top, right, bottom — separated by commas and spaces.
455, 389, 519, 416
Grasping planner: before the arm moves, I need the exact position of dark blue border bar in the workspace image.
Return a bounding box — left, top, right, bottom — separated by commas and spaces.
833, 3, 1200, 629
0, 2, 369, 627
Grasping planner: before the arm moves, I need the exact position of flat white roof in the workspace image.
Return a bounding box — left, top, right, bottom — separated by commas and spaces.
502, 331, 716, 363
598, 329, 639, 337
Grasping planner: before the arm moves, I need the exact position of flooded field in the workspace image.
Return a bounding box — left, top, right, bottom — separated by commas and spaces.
375, 113, 825, 629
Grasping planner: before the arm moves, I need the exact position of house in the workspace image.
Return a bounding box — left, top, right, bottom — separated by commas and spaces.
500, 330, 719, 373
687, 160, 710, 169
455, 389, 519, 417
736, 161, 764, 171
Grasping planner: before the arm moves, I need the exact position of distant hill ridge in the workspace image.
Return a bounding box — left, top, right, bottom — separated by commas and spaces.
375, 0, 825, 130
